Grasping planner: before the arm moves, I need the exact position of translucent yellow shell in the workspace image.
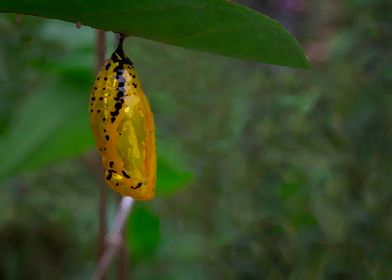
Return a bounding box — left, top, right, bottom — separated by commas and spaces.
89, 39, 156, 200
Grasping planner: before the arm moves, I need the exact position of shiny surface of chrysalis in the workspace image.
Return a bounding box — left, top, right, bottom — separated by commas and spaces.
89, 37, 156, 200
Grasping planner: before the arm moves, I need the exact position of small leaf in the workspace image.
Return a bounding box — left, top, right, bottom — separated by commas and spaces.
0, 0, 309, 68
126, 205, 161, 260
157, 156, 193, 197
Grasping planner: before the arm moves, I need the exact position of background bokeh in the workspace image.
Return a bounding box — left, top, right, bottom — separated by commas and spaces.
0, 0, 391, 279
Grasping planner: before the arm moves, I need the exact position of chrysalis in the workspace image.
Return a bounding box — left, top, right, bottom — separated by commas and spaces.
89, 35, 156, 200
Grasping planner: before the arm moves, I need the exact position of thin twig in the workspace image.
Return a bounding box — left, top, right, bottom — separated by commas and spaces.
93, 197, 134, 280
93, 30, 134, 279
117, 196, 129, 280
96, 29, 107, 279
96, 30, 106, 73
15, 14, 22, 24
81, 153, 107, 260
97, 180, 107, 263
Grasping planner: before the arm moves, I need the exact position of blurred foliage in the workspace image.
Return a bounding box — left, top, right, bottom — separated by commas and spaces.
0, 0, 392, 279
0, 17, 95, 181
127, 205, 160, 261
0, 0, 308, 68
157, 157, 193, 197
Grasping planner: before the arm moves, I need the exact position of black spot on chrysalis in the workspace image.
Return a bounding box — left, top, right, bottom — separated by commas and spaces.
122, 170, 131, 179
131, 182, 143, 189
115, 103, 122, 110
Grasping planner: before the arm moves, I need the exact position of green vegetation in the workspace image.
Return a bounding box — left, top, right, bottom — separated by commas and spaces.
0, 0, 391, 279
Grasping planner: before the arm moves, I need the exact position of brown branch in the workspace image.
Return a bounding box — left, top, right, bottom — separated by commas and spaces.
80, 152, 109, 279
93, 197, 134, 280
93, 30, 134, 279
96, 30, 106, 73
97, 179, 107, 264
96, 29, 107, 279
15, 14, 22, 24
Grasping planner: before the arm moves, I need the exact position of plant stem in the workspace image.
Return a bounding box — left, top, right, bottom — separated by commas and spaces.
96, 29, 107, 280
94, 197, 134, 280
117, 195, 129, 280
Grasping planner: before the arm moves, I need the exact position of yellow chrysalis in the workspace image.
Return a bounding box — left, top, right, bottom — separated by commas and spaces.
89, 35, 156, 200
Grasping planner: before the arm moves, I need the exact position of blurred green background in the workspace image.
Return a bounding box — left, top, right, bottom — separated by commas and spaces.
0, 0, 391, 279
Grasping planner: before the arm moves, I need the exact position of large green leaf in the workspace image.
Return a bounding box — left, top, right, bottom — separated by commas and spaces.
0, 81, 94, 182
126, 205, 161, 260
0, 21, 96, 182
0, 0, 308, 68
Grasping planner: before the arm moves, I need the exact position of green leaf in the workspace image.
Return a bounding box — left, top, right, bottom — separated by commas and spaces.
126, 205, 161, 260
0, 0, 309, 68
0, 81, 94, 182
157, 156, 193, 197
